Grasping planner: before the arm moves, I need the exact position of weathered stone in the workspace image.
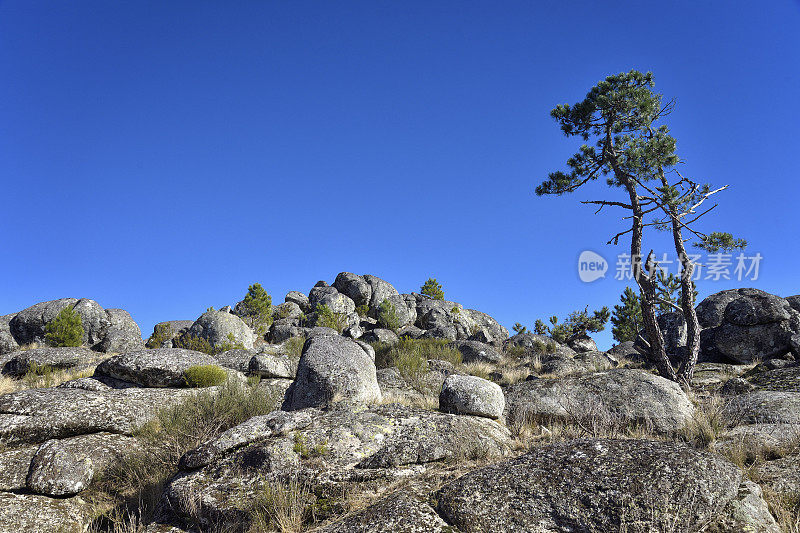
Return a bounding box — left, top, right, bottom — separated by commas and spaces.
9, 298, 111, 348
567, 333, 597, 353
147, 320, 194, 348
753, 453, 800, 495
439, 374, 504, 419
97, 308, 144, 353
1, 346, 102, 377
333, 272, 372, 308
748, 365, 800, 392
186, 310, 256, 350
0, 386, 201, 446
361, 328, 400, 345
272, 301, 302, 321
95, 348, 219, 387
0, 492, 89, 533
711, 480, 781, 533
213, 348, 256, 373
283, 335, 381, 410
309, 285, 356, 316
504, 369, 695, 434
248, 352, 296, 378
723, 391, 800, 424
435, 439, 742, 533
449, 340, 502, 364
0, 444, 37, 491
285, 291, 310, 312
0, 313, 19, 355
364, 275, 400, 313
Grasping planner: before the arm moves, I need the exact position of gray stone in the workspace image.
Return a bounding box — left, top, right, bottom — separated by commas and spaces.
267, 322, 308, 344
449, 340, 502, 364
9, 298, 111, 348
95, 348, 219, 387
0, 492, 90, 533
439, 374, 504, 419
147, 320, 194, 348
567, 333, 597, 353
361, 328, 400, 345
283, 334, 381, 410
435, 439, 742, 533
0, 444, 37, 491
723, 390, 800, 424
753, 453, 800, 495
1, 347, 102, 377
748, 365, 800, 392
398, 324, 425, 339
186, 310, 255, 350
97, 308, 144, 353
285, 291, 310, 312
0, 313, 19, 355
504, 368, 695, 434
309, 285, 356, 316
364, 274, 400, 313
213, 348, 256, 372
503, 332, 573, 357
248, 352, 296, 378
333, 272, 372, 307
272, 301, 302, 321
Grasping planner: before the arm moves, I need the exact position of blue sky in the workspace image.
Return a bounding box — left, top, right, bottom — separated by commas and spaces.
1, 1, 799, 349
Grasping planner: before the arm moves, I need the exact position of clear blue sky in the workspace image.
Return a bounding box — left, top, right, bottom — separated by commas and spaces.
2, 1, 799, 349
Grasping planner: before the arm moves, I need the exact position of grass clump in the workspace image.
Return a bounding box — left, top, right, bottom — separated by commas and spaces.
373, 338, 462, 393
88, 378, 281, 528
183, 364, 227, 387
284, 336, 306, 358
355, 304, 370, 318
248, 477, 312, 533
173, 332, 244, 356
293, 434, 329, 459
44, 306, 84, 347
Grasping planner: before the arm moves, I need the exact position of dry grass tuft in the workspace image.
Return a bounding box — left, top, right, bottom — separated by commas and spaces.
248, 477, 311, 533
0, 375, 17, 395
761, 488, 800, 533
679, 395, 734, 449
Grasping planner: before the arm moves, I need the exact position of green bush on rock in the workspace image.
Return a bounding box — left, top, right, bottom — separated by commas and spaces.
44, 306, 85, 347
183, 365, 228, 387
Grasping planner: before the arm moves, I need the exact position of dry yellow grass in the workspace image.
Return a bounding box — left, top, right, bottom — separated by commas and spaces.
0, 375, 17, 395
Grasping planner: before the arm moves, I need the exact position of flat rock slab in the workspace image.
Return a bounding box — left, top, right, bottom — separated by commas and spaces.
0, 443, 38, 490
504, 368, 695, 434
1, 347, 105, 377
434, 438, 742, 533
724, 391, 800, 424
748, 366, 800, 392
754, 454, 800, 494
0, 386, 200, 446
95, 348, 219, 387
0, 492, 89, 533
713, 423, 800, 459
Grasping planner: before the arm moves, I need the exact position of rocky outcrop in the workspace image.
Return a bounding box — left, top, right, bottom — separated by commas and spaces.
0, 492, 89, 533
504, 369, 695, 434
95, 348, 220, 387
186, 309, 256, 350
439, 374, 504, 419
333, 272, 372, 308
0, 314, 19, 355
698, 288, 800, 363
7, 298, 143, 352
435, 439, 744, 532
283, 334, 381, 410
449, 340, 502, 364
148, 320, 194, 348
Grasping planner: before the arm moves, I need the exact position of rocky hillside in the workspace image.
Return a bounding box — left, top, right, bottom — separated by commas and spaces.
0, 274, 798, 532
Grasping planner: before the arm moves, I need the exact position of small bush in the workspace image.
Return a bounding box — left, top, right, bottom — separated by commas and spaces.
373, 338, 462, 392
145, 323, 173, 349
183, 365, 228, 387
376, 299, 401, 332
172, 334, 215, 355
532, 339, 558, 354
237, 283, 274, 335
420, 278, 444, 300
249, 477, 312, 533
44, 307, 84, 347
314, 304, 348, 334
355, 304, 370, 318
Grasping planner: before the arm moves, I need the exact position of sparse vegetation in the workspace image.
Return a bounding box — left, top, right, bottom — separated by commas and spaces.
355, 304, 370, 318
372, 338, 462, 392
248, 476, 312, 533
183, 364, 228, 387
145, 323, 173, 349
376, 299, 401, 332
420, 278, 444, 300
87, 379, 281, 527
537, 306, 609, 344
173, 332, 244, 355
512, 322, 527, 334
314, 304, 348, 334
284, 336, 306, 358
44, 306, 84, 347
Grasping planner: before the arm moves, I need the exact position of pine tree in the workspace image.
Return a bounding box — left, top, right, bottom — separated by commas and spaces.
236, 283, 273, 334
611, 287, 642, 343
44, 307, 84, 347
420, 278, 444, 300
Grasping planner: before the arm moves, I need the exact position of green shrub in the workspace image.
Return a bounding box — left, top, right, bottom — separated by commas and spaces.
532, 339, 558, 354
44, 307, 84, 347
237, 283, 274, 335
355, 304, 370, 318
512, 322, 527, 334
374, 338, 462, 377
173, 334, 215, 355
314, 304, 348, 334
146, 323, 174, 349
22, 362, 56, 388
420, 278, 445, 300
183, 365, 228, 387
377, 299, 401, 332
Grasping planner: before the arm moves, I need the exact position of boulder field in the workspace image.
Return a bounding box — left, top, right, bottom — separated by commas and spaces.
0, 276, 797, 532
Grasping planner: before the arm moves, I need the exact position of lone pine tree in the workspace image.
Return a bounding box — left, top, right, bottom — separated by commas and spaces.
537, 70, 744, 387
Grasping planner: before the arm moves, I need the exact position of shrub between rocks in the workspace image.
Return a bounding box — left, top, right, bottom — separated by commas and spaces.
183, 364, 227, 387
44, 307, 85, 347
87, 378, 281, 527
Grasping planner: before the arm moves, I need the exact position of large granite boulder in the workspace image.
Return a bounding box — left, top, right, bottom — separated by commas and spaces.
434, 439, 745, 532
439, 374, 504, 419
0, 492, 90, 533
97, 308, 144, 352
282, 334, 381, 410
504, 368, 695, 434
186, 309, 255, 350
308, 285, 356, 316
449, 340, 502, 364
697, 288, 800, 363
94, 348, 220, 387
284, 291, 310, 312
364, 274, 400, 314
415, 297, 507, 343
147, 320, 194, 348
503, 332, 573, 357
